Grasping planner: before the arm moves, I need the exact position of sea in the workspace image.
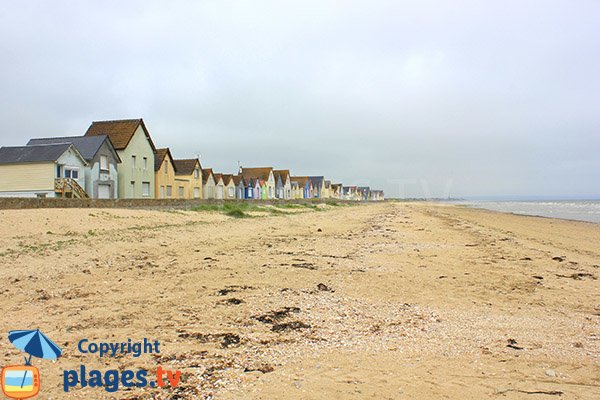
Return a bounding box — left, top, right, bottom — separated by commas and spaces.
460, 200, 600, 223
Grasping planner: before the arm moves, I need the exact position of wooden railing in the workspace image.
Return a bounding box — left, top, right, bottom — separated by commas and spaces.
54, 178, 89, 198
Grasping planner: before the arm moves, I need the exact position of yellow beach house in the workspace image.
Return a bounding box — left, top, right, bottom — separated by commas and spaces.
173, 158, 203, 199
154, 148, 177, 198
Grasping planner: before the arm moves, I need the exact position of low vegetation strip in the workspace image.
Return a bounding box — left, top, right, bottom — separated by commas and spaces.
0, 197, 359, 210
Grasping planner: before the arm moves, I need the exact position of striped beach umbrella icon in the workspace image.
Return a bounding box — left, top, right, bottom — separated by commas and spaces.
8, 329, 62, 364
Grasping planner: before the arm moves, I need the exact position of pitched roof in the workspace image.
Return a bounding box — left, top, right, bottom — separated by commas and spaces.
308, 176, 324, 187
26, 135, 120, 163
84, 118, 156, 151
273, 169, 290, 183
154, 148, 174, 172
173, 159, 200, 176
221, 174, 235, 185
213, 173, 223, 184
202, 168, 214, 184
232, 175, 244, 186
240, 167, 273, 181
0, 143, 85, 164
291, 176, 310, 187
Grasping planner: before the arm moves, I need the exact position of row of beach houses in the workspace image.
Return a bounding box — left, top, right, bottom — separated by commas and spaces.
0, 118, 384, 201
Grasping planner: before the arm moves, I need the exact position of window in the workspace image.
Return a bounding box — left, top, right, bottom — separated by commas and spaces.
178, 186, 184, 198
130, 181, 135, 197
131, 155, 136, 169
228, 187, 234, 197
164, 162, 168, 174
143, 157, 148, 170
160, 186, 165, 199
142, 182, 150, 197
194, 168, 199, 179
166, 185, 172, 197
64, 168, 79, 179
100, 155, 108, 171
194, 187, 200, 198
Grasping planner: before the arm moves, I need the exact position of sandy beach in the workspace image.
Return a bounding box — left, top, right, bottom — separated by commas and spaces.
0, 202, 598, 399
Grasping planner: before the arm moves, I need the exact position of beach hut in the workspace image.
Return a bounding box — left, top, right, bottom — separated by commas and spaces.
273, 169, 292, 199
308, 176, 325, 198
222, 174, 237, 199
213, 173, 225, 200
342, 186, 357, 200
330, 183, 342, 199
357, 187, 370, 201
245, 178, 254, 199
26, 135, 120, 199
240, 167, 276, 199
324, 180, 332, 198
233, 175, 245, 199
84, 118, 156, 198
202, 168, 216, 199
253, 179, 262, 199
290, 180, 301, 199
291, 176, 312, 199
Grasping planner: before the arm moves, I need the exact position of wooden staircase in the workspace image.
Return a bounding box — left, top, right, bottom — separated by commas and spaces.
54, 178, 89, 198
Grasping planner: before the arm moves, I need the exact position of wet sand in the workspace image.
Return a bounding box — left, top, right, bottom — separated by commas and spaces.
0, 202, 598, 399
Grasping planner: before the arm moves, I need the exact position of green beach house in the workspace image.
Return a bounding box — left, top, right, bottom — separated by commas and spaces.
84, 119, 156, 198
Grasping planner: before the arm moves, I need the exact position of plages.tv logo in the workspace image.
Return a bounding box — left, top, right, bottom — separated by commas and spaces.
1, 329, 62, 399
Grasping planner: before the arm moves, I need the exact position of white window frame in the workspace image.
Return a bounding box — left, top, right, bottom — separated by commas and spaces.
166, 185, 172, 197
100, 155, 109, 171
64, 167, 79, 179
142, 182, 150, 197
178, 186, 184, 198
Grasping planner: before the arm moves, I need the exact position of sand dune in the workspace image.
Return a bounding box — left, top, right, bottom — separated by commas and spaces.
0, 202, 598, 399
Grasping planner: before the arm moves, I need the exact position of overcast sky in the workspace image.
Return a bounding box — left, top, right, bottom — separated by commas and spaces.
0, 1, 598, 198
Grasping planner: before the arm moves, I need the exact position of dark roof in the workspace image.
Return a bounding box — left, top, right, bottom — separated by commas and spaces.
221, 174, 234, 185
84, 118, 156, 151
154, 148, 174, 172
173, 159, 200, 176
273, 169, 290, 183
27, 135, 120, 163
240, 167, 273, 181
308, 176, 324, 187
232, 175, 244, 186
291, 176, 310, 187
0, 144, 82, 164
202, 168, 214, 184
